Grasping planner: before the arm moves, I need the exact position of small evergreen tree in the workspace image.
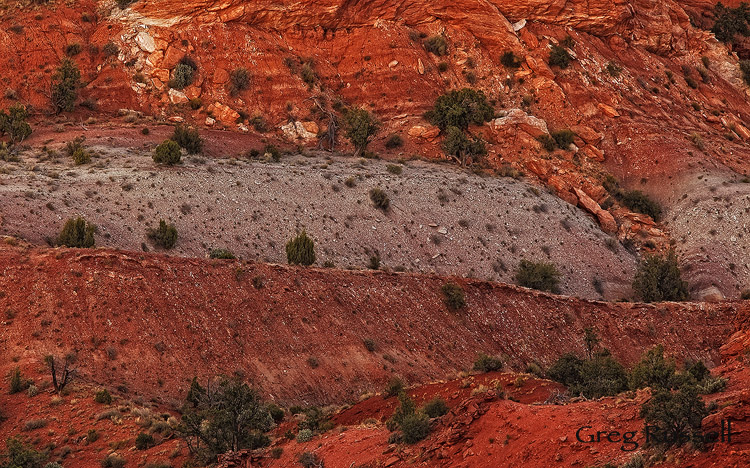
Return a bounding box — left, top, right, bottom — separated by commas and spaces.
640, 383, 708, 447
515, 260, 562, 293
0, 104, 32, 145
286, 231, 315, 266
51, 58, 81, 113
632, 250, 688, 302
343, 108, 379, 157
441, 125, 487, 167
425, 88, 494, 131
57, 217, 96, 248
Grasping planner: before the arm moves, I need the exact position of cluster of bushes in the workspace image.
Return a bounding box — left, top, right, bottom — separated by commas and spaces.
385, 389, 448, 444
473, 353, 503, 373
711, 3, 750, 43
0, 104, 32, 145
0, 437, 50, 468
602, 174, 662, 221
425, 88, 493, 166
547, 333, 725, 448
369, 187, 390, 211
66, 136, 91, 165
284, 57, 318, 88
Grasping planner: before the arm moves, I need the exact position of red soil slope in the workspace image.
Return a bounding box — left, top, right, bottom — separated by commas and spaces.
220, 311, 750, 468
0, 241, 744, 408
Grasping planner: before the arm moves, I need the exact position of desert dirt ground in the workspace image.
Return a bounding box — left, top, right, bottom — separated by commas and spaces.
0, 124, 637, 300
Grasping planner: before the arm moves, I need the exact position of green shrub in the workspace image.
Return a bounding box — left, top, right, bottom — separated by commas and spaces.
369, 187, 390, 211
299, 61, 318, 88
135, 432, 154, 450
400, 412, 431, 443
537, 134, 555, 151
422, 397, 449, 418
632, 250, 688, 302
384, 134, 403, 149
51, 58, 81, 113
101, 453, 126, 468
2, 437, 46, 468
628, 345, 678, 390
296, 429, 313, 443
423, 35, 448, 56
473, 353, 502, 373
441, 126, 487, 166
229, 67, 250, 95
425, 88, 494, 131
58, 216, 96, 248
698, 376, 727, 394
386, 163, 403, 175
267, 403, 284, 423
500, 51, 522, 68
363, 338, 376, 352
152, 139, 181, 165
177, 377, 273, 460
9, 367, 30, 394
551, 129, 575, 149
515, 260, 561, 293
286, 231, 316, 265
171, 124, 203, 154
65, 42, 81, 56
384, 377, 405, 398
548, 350, 628, 398
147, 220, 178, 249
389, 393, 416, 429
23, 418, 48, 431
209, 248, 235, 259
549, 45, 572, 69
116, 0, 135, 8
94, 388, 112, 404
602, 175, 662, 220
640, 383, 707, 447
0, 104, 32, 145
169, 57, 197, 89
441, 282, 466, 310
344, 108, 379, 156
66, 135, 90, 165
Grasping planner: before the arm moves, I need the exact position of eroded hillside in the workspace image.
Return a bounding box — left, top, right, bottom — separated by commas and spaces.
2, 0, 750, 297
